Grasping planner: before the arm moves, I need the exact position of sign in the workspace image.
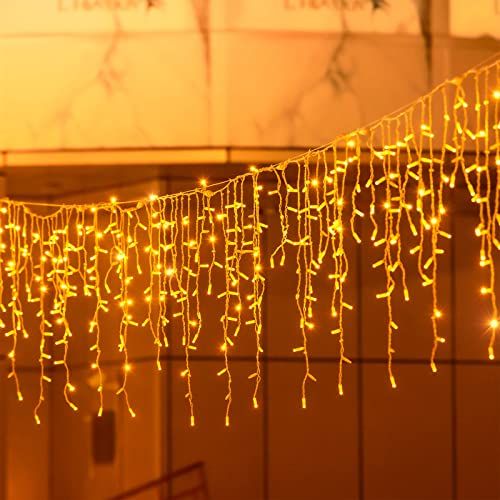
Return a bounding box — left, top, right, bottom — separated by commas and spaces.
0, 0, 193, 34
225, 0, 421, 34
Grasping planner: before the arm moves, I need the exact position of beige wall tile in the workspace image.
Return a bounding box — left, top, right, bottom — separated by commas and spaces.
456, 365, 500, 500
363, 364, 452, 500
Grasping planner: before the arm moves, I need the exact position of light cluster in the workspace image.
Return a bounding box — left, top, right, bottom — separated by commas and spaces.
1, 57, 499, 425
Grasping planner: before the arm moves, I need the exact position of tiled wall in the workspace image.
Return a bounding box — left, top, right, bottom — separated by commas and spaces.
157, 184, 500, 500
1, 169, 499, 500
0, 3, 499, 499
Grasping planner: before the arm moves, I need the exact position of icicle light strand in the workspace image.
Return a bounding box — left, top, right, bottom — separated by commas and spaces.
1, 56, 499, 425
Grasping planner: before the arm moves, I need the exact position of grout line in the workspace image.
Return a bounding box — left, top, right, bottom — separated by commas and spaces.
164, 178, 174, 500
357, 222, 365, 500
450, 191, 458, 500
0, 363, 7, 500
262, 212, 270, 500
14, 356, 500, 373
166, 352, 173, 500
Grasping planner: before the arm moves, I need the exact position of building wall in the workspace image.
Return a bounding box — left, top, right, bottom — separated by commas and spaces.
1, 171, 498, 500
0, 2, 498, 152
0, 2, 499, 500
0, 0, 427, 149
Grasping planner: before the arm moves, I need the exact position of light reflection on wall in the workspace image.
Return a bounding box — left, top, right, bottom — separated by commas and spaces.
0, 0, 427, 149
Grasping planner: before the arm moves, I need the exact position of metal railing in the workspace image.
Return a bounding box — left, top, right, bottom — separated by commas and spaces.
108, 461, 209, 500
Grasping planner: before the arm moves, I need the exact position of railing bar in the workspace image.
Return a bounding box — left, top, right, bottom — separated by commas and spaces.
108, 462, 205, 500
170, 486, 206, 500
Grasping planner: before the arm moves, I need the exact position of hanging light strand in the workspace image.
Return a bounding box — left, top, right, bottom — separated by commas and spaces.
1, 56, 499, 425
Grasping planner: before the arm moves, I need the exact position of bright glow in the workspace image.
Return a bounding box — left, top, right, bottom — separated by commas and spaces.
0, 56, 496, 426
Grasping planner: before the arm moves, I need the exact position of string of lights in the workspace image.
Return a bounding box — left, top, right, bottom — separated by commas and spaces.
1, 55, 498, 425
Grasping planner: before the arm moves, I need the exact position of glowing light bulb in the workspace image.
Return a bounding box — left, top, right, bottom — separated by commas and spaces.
0, 57, 495, 427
